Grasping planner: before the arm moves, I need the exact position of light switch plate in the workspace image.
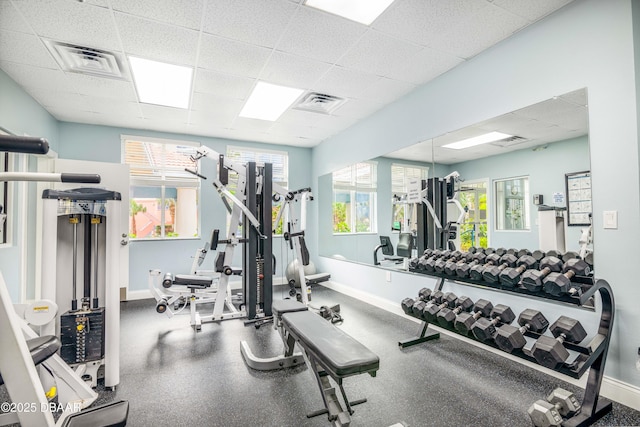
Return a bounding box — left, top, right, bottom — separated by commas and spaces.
603, 210, 618, 229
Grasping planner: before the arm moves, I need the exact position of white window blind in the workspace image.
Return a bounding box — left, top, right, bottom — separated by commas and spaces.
333, 162, 377, 191
391, 163, 428, 194
226, 145, 288, 186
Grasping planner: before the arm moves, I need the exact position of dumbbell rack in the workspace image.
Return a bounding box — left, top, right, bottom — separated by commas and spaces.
399, 270, 614, 427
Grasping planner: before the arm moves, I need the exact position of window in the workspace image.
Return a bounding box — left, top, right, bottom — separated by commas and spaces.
458, 180, 488, 250
122, 136, 200, 240
495, 176, 530, 230
332, 162, 377, 234
391, 163, 428, 232
225, 146, 288, 235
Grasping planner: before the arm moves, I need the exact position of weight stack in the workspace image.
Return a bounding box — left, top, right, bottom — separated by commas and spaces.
60, 308, 105, 365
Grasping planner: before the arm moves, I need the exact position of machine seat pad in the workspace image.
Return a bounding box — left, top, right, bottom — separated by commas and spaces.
60, 400, 129, 427
173, 274, 213, 287
282, 311, 379, 378
0, 335, 61, 386
272, 299, 308, 317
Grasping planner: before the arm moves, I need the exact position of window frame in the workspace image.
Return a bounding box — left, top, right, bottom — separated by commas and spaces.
225, 145, 289, 236
391, 163, 428, 233
332, 161, 378, 235
494, 175, 530, 231
122, 135, 202, 241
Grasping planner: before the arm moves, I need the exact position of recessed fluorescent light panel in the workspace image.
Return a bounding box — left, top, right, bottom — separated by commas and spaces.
239, 81, 304, 121
129, 56, 193, 109
304, 0, 394, 25
442, 131, 513, 150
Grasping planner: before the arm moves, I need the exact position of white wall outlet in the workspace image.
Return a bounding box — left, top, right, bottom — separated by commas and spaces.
386, 271, 391, 282
603, 210, 618, 229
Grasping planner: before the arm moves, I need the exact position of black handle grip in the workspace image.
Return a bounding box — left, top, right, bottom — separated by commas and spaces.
0, 135, 49, 155
185, 168, 207, 179
60, 173, 101, 183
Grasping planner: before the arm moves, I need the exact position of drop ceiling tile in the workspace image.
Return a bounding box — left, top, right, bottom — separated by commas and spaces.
336, 30, 422, 77
141, 119, 188, 135
559, 88, 588, 106
198, 34, 272, 78
492, 0, 573, 22
193, 69, 254, 100
0, 30, 58, 69
276, 6, 366, 64
0, 2, 32, 34
277, 109, 324, 127
230, 117, 275, 132
357, 77, 416, 103
115, 13, 199, 65
12, 0, 120, 51
331, 97, 384, 119
67, 74, 137, 101
185, 124, 230, 138
26, 89, 92, 111
312, 66, 381, 99
191, 92, 243, 116
188, 108, 236, 128
373, 0, 487, 47
513, 97, 577, 121
140, 104, 189, 123
432, 3, 529, 59
47, 107, 101, 123
385, 47, 463, 85
83, 0, 111, 7
260, 51, 332, 89
0, 61, 76, 92
203, 0, 297, 48
83, 97, 142, 117
111, 0, 204, 30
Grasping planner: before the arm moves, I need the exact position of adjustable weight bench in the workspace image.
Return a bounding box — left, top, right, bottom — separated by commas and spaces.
241, 299, 379, 426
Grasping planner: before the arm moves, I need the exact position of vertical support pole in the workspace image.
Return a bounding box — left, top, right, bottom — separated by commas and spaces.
40, 197, 57, 336
416, 179, 428, 254
262, 163, 273, 317
104, 199, 121, 388
83, 214, 92, 301
244, 161, 258, 319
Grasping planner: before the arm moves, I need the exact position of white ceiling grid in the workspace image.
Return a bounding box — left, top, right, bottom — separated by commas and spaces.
0, 0, 574, 148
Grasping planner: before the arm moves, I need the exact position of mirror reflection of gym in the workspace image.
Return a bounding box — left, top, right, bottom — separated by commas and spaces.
318, 88, 590, 266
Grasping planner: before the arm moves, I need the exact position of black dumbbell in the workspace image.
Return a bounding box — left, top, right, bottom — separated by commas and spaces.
561, 251, 579, 262
483, 247, 496, 255
584, 252, 594, 270
499, 255, 538, 287
436, 296, 474, 327
411, 290, 443, 318
469, 253, 502, 280
482, 253, 518, 283
545, 250, 562, 258
542, 258, 591, 297
400, 287, 433, 314
521, 256, 563, 292
528, 388, 581, 427
494, 309, 549, 353
434, 251, 463, 273
443, 252, 475, 276
421, 250, 453, 273
530, 316, 587, 370
422, 292, 458, 323
454, 299, 494, 334
532, 250, 546, 262
494, 247, 507, 257
455, 252, 486, 278
471, 304, 516, 342
517, 248, 532, 258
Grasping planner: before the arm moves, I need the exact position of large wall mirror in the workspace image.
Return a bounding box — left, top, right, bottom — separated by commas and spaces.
318, 88, 590, 269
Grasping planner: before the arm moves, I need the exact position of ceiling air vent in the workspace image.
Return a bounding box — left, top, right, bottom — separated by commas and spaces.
45, 40, 125, 79
491, 135, 528, 147
294, 92, 346, 114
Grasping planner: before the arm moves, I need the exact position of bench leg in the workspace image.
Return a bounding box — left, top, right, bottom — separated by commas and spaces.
239, 340, 305, 371
304, 357, 367, 427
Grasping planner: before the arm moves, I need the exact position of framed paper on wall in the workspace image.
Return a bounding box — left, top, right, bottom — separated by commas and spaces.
565, 171, 592, 226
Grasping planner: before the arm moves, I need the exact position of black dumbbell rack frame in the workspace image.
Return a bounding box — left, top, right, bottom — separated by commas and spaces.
399, 269, 614, 427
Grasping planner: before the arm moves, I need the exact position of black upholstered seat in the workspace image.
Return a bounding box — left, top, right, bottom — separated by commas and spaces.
282, 310, 379, 378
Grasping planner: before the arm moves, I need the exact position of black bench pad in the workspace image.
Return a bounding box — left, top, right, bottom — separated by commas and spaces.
0, 335, 60, 386
174, 274, 213, 286
282, 311, 379, 378
60, 400, 129, 427
272, 299, 308, 317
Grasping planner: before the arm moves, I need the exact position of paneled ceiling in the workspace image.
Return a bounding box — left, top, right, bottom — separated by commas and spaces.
0, 0, 574, 148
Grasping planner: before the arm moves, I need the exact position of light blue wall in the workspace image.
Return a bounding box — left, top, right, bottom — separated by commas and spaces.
449, 136, 590, 251
313, 0, 640, 389
0, 69, 60, 302
58, 122, 313, 292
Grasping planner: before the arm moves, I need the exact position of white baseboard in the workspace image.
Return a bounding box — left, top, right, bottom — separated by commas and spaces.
320, 280, 640, 411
